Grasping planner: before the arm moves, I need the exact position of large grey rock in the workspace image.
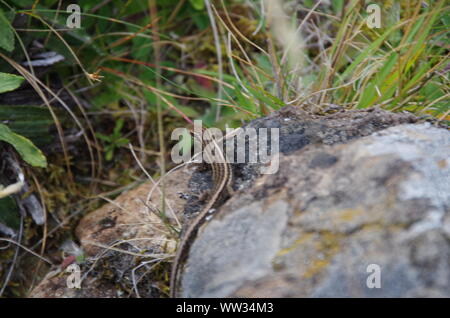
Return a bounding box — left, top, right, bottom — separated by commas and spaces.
181, 123, 450, 297
30, 106, 448, 298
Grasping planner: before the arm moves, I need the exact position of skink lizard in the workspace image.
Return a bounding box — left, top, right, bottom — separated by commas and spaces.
170, 129, 234, 298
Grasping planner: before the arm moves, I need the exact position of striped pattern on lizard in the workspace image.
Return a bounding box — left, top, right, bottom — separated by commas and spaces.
170, 128, 234, 298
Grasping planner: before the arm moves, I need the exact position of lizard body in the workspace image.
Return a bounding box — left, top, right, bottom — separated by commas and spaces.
169, 129, 233, 298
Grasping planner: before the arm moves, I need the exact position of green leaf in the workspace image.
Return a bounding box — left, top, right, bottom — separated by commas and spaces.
95, 133, 111, 142
244, 84, 284, 110
331, 0, 344, 15
337, 22, 400, 84
0, 72, 25, 94
358, 52, 398, 108
0, 8, 15, 52
234, 87, 257, 114
0, 124, 47, 168
189, 0, 205, 11
192, 12, 209, 30
303, 0, 314, 8
0, 105, 53, 147
113, 118, 125, 135
75, 253, 85, 263
0, 196, 20, 232
105, 148, 114, 161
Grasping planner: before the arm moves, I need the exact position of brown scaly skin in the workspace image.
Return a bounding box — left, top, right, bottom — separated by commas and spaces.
170, 129, 233, 298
